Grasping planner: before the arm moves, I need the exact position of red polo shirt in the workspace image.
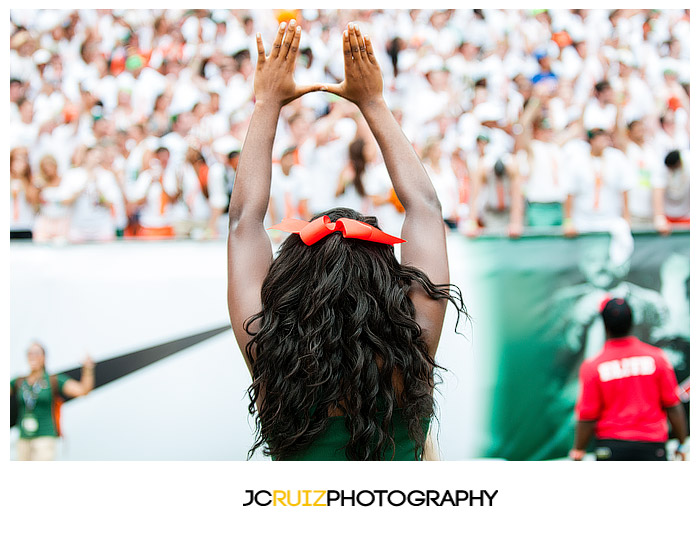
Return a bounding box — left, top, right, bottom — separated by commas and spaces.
576, 336, 681, 442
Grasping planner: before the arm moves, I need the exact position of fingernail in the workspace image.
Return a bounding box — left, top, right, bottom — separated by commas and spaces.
280, 22, 286, 30
289, 19, 296, 26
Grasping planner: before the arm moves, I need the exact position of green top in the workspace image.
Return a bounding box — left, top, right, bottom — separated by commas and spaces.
11, 373, 69, 439
278, 411, 430, 461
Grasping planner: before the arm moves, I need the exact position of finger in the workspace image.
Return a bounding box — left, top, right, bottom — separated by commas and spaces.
354, 24, 368, 62
271, 21, 286, 58
281, 19, 296, 59
255, 33, 266, 65
293, 83, 325, 100
342, 29, 352, 70
348, 23, 361, 60
286, 23, 302, 66
364, 35, 377, 64
319, 82, 346, 98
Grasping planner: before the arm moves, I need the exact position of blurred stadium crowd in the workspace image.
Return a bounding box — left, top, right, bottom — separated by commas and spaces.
9, 9, 690, 243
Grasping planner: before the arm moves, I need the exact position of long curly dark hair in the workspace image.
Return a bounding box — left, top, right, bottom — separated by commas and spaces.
245, 207, 467, 460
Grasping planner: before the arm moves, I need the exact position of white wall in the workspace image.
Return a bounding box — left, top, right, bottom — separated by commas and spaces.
10, 237, 482, 460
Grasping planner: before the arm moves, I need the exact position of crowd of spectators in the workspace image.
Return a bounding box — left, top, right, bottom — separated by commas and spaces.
9, 9, 690, 244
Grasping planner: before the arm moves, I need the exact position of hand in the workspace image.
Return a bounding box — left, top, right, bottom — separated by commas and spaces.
675, 441, 688, 461
254, 20, 320, 107
654, 215, 671, 236
465, 219, 480, 238
82, 354, 95, 370
563, 220, 577, 238
322, 23, 384, 108
569, 449, 586, 461
508, 222, 523, 239
531, 82, 549, 101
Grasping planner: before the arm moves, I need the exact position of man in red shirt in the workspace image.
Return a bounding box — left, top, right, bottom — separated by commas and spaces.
570, 297, 688, 461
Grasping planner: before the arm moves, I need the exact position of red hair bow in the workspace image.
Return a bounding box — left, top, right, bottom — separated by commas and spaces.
268, 216, 405, 246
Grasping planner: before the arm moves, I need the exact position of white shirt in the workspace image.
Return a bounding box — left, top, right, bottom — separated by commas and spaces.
66, 167, 120, 239
38, 181, 74, 220
568, 147, 635, 225
10, 182, 35, 231
302, 137, 350, 216
128, 165, 181, 229
625, 141, 665, 220
364, 162, 404, 239
663, 149, 690, 220
207, 162, 231, 211
518, 140, 570, 203
583, 99, 616, 131
267, 163, 312, 226
180, 164, 211, 222
425, 158, 460, 220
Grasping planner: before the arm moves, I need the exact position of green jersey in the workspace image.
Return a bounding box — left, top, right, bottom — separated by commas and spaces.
11, 373, 69, 439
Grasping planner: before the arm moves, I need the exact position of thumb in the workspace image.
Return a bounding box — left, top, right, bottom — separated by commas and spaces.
293, 83, 326, 98
319, 82, 346, 97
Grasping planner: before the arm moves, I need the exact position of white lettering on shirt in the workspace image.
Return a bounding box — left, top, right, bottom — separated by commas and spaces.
597, 356, 656, 383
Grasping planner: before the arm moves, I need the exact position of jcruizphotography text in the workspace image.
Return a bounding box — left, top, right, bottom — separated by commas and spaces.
243, 489, 498, 507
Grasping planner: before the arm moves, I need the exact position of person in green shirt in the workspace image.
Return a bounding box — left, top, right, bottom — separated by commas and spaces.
10, 342, 95, 461
226, 21, 466, 460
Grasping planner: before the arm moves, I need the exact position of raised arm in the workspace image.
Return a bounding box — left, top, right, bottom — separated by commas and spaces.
61, 355, 95, 398
323, 23, 447, 354
227, 20, 318, 373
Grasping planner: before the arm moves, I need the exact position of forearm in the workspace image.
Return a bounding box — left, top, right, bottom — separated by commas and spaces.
652, 187, 665, 219
209, 207, 225, 230
358, 99, 439, 212
228, 102, 281, 224
510, 176, 524, 226
621, 191, 630, 222
564, 194, 573, 220
667, 404, 688, 443
80, 366, 95, 394
573, 420, 596, 450
468, 168, 483, 222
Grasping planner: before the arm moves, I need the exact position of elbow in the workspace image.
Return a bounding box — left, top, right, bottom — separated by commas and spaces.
228, 208, 242, 230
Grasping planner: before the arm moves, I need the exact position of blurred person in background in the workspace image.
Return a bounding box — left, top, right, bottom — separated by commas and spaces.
97, 141, 129, 236
563, 128, 633, 238
65, 146, 121, 242
10, 147, 39, 240
13, 97, 40, 150
570, 298, 688, 461
613, 87, 668, 233
583, 80, 617, 132
32, 154, 74, 244
422, 138, 459, 229
661, 150, 690, 226
148, 91, 174, 137
126, 146, 182, 238
267, 146, 312, 242
466, 132, 519, 237
335, 137, 372, 215
302, 101, 358, 217
10, 342, 95, 461
654, 108, 689, 159
206, 147, 239, 238
513, 85, 570, 230
177, 146, 213, 239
